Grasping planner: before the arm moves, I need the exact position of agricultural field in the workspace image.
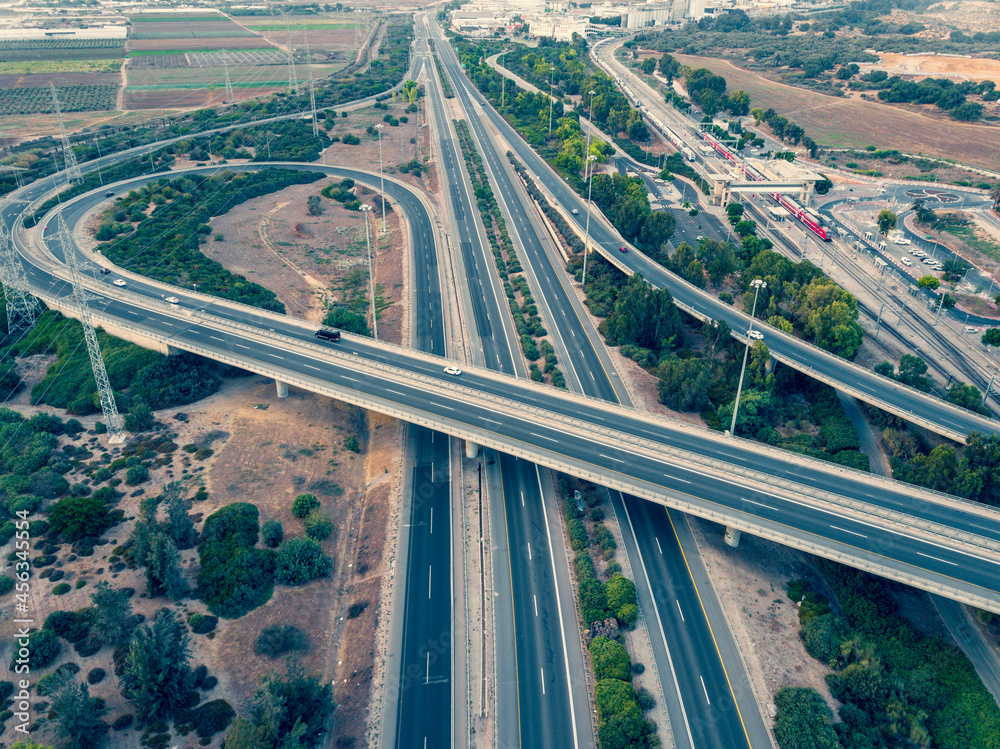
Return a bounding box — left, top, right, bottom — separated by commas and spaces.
673, 54, 1000, 171
0, 58, 121, 76
128, 14, 275, 52
123, 86, 280, 110
0, 84, 117, 116
246, 15, 368, 63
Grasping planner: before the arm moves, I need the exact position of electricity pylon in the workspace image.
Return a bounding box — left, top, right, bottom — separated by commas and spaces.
303, 27, 319, 136
55, 212, 124, 443
224, 63, 235, 104
49, 83, 83, 184
0, 218, 42, 336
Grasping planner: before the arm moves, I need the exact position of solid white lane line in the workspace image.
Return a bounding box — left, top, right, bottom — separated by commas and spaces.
676, 600, 685, 622
430, 507, 434, 535
520, 491, 525, 507
599, 453, 625, 463
534, 595, 538, 616
479, 416, 502, 424
428, 566, 432, 598
918, 552, 958, 567
340, 375, 358, 382
830, 525, 868, 539
664, 473, 692, 484
304, 364, 321, 371
700, 676, 711, 704
741, 497, 770, 509
210, 335, 224, 342
426, 652, 430, 684
656, 538, 663, 554
541, 669, 545, 695
527, 543, 532, 561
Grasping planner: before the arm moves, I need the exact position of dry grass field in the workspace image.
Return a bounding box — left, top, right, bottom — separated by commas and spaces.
674, 54, 1000, 171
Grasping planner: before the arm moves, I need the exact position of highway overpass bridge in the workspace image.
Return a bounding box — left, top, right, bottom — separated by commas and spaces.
4, 167, 1000, 615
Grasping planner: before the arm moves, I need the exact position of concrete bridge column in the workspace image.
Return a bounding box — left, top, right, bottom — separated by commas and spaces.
275, 380, 289, 399
465, 440, 479, 459
724, 526, 742, 548
765, 356, 776, 377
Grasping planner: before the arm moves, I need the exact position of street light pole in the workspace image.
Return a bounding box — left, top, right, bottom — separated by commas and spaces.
375, 123, 386, 235
583, 154, 597, 287
729, 279, 766, 436
548, 66, 554, 134
500, 50, 506, 108
360, 205, 378, 340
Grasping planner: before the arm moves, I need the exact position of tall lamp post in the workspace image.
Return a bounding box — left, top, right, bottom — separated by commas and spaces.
582, 88, 596, 175
582, 154, 597, 287
500, 49, 507, 108
729, 278, 767, 436
360, 204, 378, 340
374, 123, 386, 235
548, 66, 555, 133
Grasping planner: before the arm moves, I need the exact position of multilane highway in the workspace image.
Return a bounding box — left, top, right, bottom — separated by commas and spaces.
464, 34, 999, 444
434, 25, 767, 748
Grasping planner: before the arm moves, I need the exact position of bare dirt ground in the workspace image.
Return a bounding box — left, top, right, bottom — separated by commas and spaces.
672, 54, 1000, 171
200, 175, 406, 343
1, 108, 177, 144
874, 52, 1000, 82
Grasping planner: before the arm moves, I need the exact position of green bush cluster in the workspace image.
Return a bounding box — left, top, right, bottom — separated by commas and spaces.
197, 503, 276, 619
780, 566, 1000, 749
98, 170, 322, 313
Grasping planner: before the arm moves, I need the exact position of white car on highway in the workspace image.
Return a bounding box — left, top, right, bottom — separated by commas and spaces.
444, 366, 462, 376
165, 296, 179, 304
747, 330, 763, 340
112, 279, 126, 287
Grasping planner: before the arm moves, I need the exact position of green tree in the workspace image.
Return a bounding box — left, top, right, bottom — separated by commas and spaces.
773, 687, 841, 749
794, 278, 863, 358
90, 581, 133, 646
306, 195, 323, 216
727, 89, 751, 116
48, 496, 110, 542
164, 484, 198, 550
291, 494, 320, 518
877, 209, 897, 236
982, 328, 1000, 347
595, 679, 647, 749
640, 56, 657, 75
262, 519, 284, 548
606, 576, 638, 622
590, 636, 632, 681
48, 671, 108, 749
604, 274, 680, 351
656, 357, 712, 412
223, 717, 268, 749
120, 609, 193, 722
124, 401, 154, 432
895, 354, 933, 392
250, 663, 333, 747
275, 538, 332, 585
750, 107, 765, 124
945, 382, 985, 414
917, 275, 941, 290
146, 532, 189, 599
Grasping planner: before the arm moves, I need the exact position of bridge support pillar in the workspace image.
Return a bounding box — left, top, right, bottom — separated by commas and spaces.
724, 526, 742, 548
275, 380, 289, 399
765, 356, 776, 377
465, 440, 479, 459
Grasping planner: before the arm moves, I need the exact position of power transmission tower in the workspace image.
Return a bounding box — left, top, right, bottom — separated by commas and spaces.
283, 14, 298, 95
302, 28, 319, 136
0, 218, 42, 336
49, 83, 83, 185
54, 212, 124, 443
224, 63, 235, 104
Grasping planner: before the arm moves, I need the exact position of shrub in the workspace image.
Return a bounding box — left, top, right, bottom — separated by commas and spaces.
48, 495, 110, 542
304, 512, 333, 541
87, 667, 106, 685
125, 465, 149, 485
197, 503, 276, 619
178, 698, 234, 738
45, 609, 92, 643
590, 636, 632, 681
343, 436, 361, 453
0, 575, 13, 595
637, 687, 656, 712
275, 538, 332, 585
607, 576, 638, 625
200, 676, 218, 691
292, 493, 320, 518
261, 519, 283, 548
10, 628, 60, 669
188, 613, 218, 635
256, 625, 309, 658
773, 686, 839, 749
53, 583, 72, 595
112, 714, 134, 731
